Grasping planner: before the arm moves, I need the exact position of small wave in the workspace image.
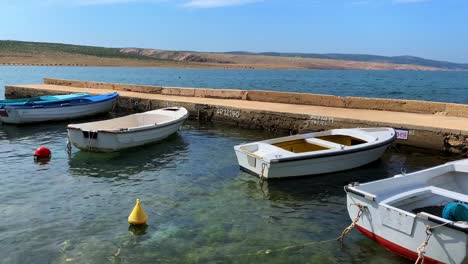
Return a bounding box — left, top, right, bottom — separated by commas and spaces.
385, 91, 404, 95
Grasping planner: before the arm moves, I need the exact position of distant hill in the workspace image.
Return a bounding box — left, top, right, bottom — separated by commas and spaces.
0, 40, 197, 68
225, 51, 468, 70
0, 40, 148, 59
0, 40, 464, 70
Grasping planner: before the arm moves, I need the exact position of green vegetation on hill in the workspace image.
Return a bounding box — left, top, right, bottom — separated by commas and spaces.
0, 40, 154, 60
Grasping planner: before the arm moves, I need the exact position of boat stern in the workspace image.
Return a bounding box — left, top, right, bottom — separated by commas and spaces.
67, 126, 118, 152
234, 143, 282, 178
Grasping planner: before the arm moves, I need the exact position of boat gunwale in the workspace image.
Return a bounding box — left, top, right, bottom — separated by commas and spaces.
417, 212, 468, 234
270, 132, 396, 163
344, 185, 376, 201
347, 190, 468, 234
67, 113, 188, 134
0, 93, 90, 107
3, 92, 118, 109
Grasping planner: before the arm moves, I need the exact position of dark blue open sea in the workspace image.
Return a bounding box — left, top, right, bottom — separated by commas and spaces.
1, 66, 468, 103
0, 66, 466, 264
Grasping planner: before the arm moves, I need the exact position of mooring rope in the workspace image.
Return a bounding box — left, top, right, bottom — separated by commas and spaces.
336, 203, 365, 242
415, 225, 432, 264
226, 238, 337, 257
146, 100, 152, 111
112, 98, 118, 112
258, 163, 267, 186
226, 202, 370, 258
414, 220, 455, 264
66, 133, 72, 155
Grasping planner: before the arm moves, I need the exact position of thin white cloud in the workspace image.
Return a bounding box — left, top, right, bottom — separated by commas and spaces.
182, 0, 260, 8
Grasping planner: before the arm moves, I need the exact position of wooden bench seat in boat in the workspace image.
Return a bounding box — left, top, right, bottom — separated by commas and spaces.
305, 137, 344, 149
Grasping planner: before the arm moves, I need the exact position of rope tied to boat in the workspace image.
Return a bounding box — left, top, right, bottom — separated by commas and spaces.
258, 163, 267, 186
260, 163, 267, 178
86, 131, 97, 151
146, 100, 152, 111
414, 219, 455, 264
226, 238, 337, 257
66, 133, 72, 155
415, 225, 432, 264
337, 203, 366, 242
112, 98, 118, 112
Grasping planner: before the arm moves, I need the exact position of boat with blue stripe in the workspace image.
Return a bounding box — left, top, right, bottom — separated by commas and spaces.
0, 93, 89, 107
0, 92, 119, 124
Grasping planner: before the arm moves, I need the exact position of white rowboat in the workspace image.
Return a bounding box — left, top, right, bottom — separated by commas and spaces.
345, 159, 468, 263
234, 127, 395, 178
67, 107, 188, 152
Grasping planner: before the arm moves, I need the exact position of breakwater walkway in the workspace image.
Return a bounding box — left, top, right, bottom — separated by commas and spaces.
5, 78, 468, 153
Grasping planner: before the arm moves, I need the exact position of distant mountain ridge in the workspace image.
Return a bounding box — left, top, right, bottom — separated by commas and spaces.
225, 51, 468, 70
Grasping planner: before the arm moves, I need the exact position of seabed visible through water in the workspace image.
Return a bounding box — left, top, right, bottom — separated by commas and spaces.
1, 66, 466, 263
0, 116, 456, 264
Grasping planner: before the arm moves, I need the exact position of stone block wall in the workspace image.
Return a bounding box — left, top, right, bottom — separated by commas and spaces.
43, 78, 468, 118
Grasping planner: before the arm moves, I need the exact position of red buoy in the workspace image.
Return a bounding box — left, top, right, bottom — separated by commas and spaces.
34, 146, 51, 160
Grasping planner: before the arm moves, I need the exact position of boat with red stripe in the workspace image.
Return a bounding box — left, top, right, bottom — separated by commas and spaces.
345, 159, 468, 263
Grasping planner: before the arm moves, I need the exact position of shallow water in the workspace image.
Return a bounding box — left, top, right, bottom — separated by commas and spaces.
0, 66, 464, 263
0, 119, 456, 264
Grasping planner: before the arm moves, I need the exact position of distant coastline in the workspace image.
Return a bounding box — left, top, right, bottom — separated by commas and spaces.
0, 58, 446, 71
0, 40, 465, 71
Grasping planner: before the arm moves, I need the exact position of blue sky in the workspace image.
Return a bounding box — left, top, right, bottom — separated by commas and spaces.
0, 0, 467, 63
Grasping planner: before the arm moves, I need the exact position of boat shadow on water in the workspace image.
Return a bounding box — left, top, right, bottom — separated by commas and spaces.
0, 112, 120, 141
67, 133, 189, 179
243, 147, 456, 202
0, 121, 67, 141
246, 158, 393, 201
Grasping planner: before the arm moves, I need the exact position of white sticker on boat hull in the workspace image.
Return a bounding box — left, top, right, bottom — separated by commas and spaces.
379, 205, 415, 235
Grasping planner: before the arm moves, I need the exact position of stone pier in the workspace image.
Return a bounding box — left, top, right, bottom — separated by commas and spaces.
5, 78, 468, 154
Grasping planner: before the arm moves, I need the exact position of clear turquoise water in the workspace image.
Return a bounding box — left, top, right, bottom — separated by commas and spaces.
0, 67, 463, 263
0, 120, 456, 264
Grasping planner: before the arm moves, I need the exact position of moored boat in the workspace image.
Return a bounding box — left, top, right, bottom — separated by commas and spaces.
0, 93, 89, 107
345, 159, 468, 264
67, 107, 188, 152
0, 92, 118, 124
234, 127, 396, 178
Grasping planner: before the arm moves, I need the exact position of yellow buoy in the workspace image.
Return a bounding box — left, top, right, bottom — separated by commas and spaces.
128, 199, 148, 225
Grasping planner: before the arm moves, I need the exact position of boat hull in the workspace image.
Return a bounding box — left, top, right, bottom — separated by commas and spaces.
0, 98, 115, 124
68, 118, 185, 152
346, 193, 467, 264
235, 143, 390, 178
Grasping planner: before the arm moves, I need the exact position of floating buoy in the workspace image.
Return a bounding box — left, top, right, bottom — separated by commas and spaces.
34, 146, 51, 160
128, 199, 148, 225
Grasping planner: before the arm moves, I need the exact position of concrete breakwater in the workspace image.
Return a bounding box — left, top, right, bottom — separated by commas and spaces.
5, 78, 468, 153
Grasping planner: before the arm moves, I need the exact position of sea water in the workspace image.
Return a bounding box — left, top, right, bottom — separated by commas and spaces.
1, 66, 467, 103
0, 66, 465, 263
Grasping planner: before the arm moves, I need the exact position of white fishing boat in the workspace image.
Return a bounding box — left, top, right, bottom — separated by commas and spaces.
345, 159, 468, 263
234, 127, 395, 178
0, 93, 118, 124
67, 107, 188, 152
